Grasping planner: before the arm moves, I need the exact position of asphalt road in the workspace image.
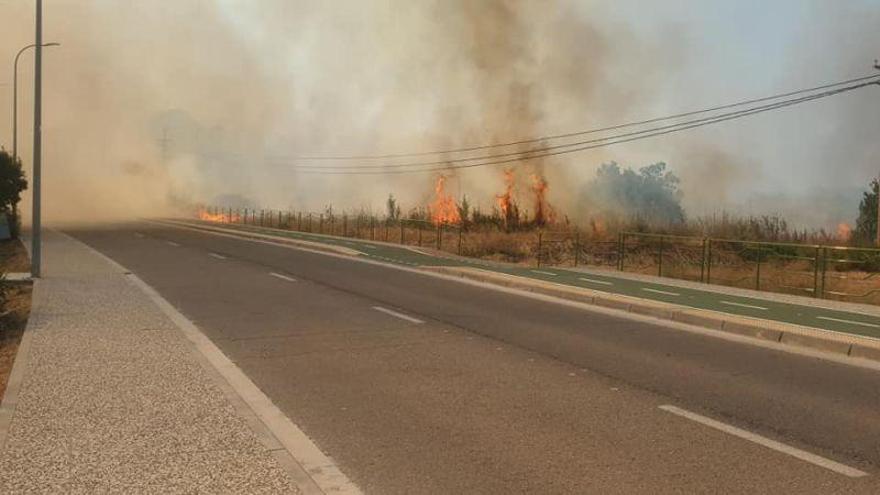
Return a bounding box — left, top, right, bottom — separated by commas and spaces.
182, 220, 880, 339
68, 223, 880, 494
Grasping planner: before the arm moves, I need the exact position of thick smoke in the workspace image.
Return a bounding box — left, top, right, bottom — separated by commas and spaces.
0, 1, 876, 228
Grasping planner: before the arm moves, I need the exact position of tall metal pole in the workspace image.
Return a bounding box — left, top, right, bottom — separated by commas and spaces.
31, 0, 43, 278
874, 61, 880, 246
12, 43, 59, 188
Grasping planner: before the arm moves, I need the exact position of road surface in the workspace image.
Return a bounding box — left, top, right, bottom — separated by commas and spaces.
68, 223, 880, 494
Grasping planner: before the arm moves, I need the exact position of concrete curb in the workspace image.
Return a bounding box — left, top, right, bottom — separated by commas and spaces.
0, 280, 38, 452
154, 220, 363, 257
425, 266, 880, 364
65, 229, 362, 495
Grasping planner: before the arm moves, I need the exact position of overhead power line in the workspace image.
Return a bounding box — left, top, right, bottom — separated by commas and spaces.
289, 73, 880, 161
285, 78, 879, 176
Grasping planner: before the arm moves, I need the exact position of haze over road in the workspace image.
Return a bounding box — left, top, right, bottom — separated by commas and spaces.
69, 223, 880, 494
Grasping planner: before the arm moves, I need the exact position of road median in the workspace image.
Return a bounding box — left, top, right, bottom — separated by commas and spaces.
426, 265, 880, 365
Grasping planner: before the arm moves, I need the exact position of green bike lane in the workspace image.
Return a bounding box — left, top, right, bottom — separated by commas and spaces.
180, 220, 880, 341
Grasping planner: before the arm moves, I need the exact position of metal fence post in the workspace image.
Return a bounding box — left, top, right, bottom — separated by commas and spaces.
755, 246, 762, 291
243, 208, 248, 225
371, 218, 375, 240
457, 226, 463, 255
618, 233, 625, 271
400, 221, 405, 244
536, 232, 543, 268
657, 237, 664, 277
706, 239, 712, 284
297, 212, 302, 231
307, 213, 312, 232
418, 223, 422, 247
343, 215, 348, 237
699, 238, 707, 283
820, 246, 828, 298
436, 223, 442, 250
260, 210, 264, 226
573, 231, 580, 267
277, 211, 282, 228
812, 246, 821, 298
252, 210, 256, 224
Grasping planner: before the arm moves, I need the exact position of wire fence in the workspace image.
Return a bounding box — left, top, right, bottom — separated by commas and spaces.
198, 206, 880, 305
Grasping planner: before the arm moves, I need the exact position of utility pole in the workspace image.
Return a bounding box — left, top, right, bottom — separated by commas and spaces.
31, 0, 43, 277
875, 61, 880, 246
159, 128, 171, 164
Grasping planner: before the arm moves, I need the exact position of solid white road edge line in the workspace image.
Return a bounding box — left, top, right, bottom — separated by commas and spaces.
816, 316, 880, 328
61, 230, 361, 495
208, 252, 227, 260
578, 277, 613, 286
372, 306, 424, 324
269, 272, 297, 282
642, 288, 680, 296
658, 405, 868, 478
720, 300, 769, 311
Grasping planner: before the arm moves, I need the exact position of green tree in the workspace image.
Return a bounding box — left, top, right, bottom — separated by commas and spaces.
0, 150, 28, 238
854, 178, 879, 246
583, 161, 685, 226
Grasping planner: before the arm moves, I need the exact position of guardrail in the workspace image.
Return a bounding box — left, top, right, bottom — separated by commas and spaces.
198, 206, 880, 305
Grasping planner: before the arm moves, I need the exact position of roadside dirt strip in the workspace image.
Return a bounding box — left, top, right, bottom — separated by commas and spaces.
160, 219, 880, 367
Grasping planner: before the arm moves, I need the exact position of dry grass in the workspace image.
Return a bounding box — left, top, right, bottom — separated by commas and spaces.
0, 239, 32, 401
210, 212, 880, 305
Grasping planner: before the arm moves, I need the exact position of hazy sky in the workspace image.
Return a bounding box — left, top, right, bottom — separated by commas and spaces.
0, 0, 878, 227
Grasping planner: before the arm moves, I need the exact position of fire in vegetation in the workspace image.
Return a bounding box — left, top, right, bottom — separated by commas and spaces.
530, 173, 555, 226
496, 169, 518, 227
429, 175, 461, 226
198, 208, 239, 223
837, 222, 852, 242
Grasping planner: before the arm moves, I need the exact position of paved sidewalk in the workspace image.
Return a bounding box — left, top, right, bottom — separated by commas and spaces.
0, 230, 304, 493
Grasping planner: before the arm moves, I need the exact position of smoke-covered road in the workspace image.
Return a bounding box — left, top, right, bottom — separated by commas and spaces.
68, 223, 880, 494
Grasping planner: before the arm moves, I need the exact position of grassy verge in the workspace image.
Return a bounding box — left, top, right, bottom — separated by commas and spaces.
0, 239, 31, 401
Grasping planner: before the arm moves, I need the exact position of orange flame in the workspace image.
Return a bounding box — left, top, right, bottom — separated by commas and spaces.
836, 222, 852, 241
198, 208, 240, 223
430, 175, 461, 225
496, 169, 516, 222
530, 174, 555, 226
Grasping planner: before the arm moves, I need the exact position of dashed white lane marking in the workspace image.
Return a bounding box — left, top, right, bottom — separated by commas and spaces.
208, 252, 227, 260
134, 232, 145, 238
816, 316, 880, 328
578, 277, 613, 286
269, 272, 297, 282
372, 306, 424, 324
720, 300, 768, 311
658, 405, 868, 478
165, 241, 180, 247
642, 288, 680, 296
531, 270, 557, 276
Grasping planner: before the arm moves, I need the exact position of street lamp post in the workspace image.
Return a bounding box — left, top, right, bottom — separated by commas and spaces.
32, 0, 43, 278
12, 42, 59, 165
